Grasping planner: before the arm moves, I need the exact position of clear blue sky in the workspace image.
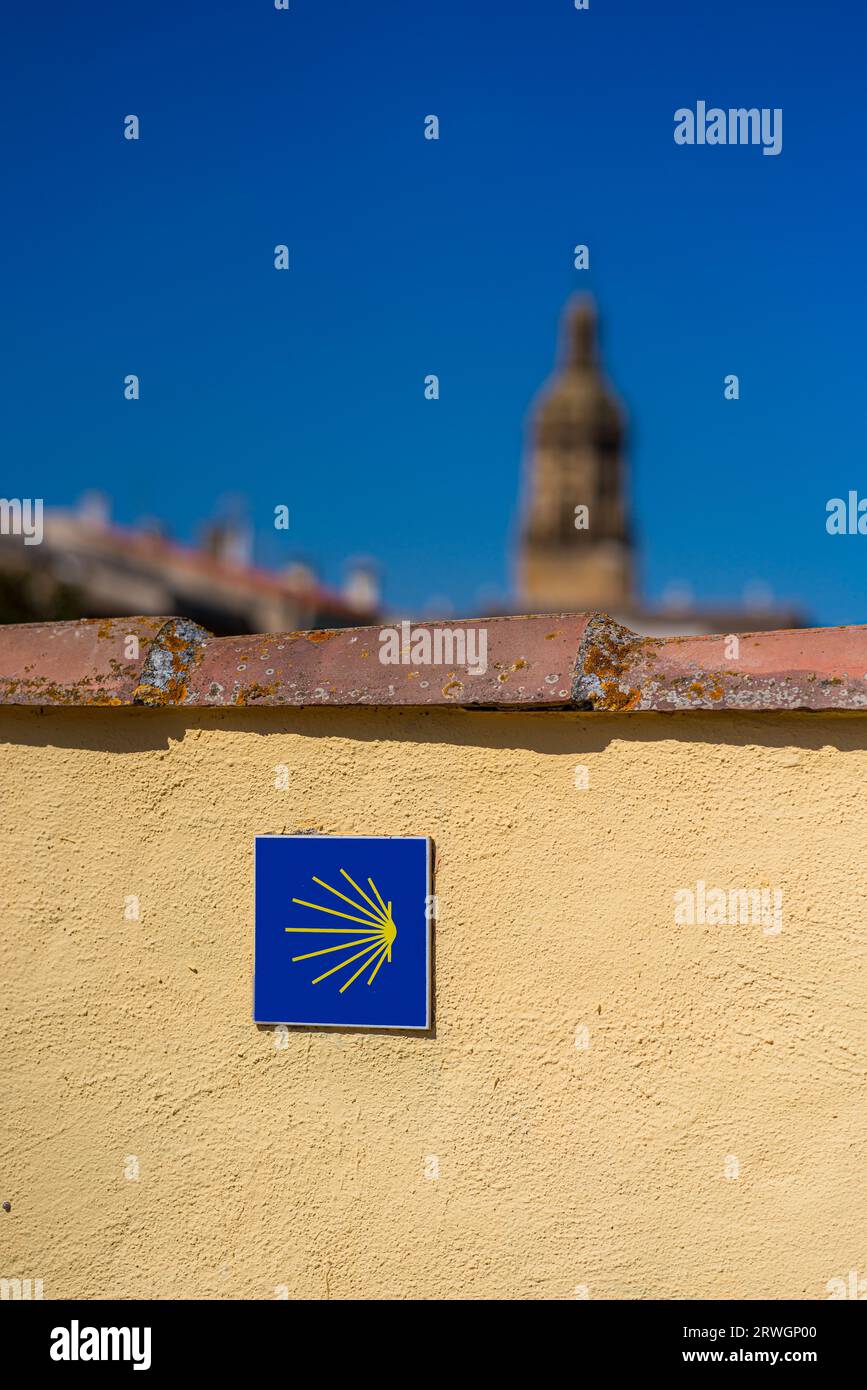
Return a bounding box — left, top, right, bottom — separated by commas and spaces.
3, 0, 866, 622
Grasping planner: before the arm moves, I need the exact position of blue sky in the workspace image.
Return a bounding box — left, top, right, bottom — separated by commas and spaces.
3, 0, 866, 622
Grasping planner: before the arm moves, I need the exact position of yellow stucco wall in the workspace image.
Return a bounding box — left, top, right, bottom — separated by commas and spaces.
1, 704, 865, 1300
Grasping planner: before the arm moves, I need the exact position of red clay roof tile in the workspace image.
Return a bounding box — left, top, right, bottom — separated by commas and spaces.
0, 613, 865, 712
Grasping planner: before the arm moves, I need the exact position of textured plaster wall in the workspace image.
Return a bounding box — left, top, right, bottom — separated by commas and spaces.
1, 705, 865, 1301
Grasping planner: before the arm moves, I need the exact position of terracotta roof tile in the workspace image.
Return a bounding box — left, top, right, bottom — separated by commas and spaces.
0, 613, 865, 712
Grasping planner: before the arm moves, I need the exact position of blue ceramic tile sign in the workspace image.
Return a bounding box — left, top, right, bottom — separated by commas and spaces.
254, 835, 432, 1030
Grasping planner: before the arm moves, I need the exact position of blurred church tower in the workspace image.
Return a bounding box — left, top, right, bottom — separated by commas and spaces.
518, 296, 634, 611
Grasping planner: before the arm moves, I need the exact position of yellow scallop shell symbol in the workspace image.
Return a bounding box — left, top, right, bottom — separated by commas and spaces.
286, 869, 396, 993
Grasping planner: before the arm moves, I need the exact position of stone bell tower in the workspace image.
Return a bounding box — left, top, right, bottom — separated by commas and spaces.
518, 296, 634, 612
